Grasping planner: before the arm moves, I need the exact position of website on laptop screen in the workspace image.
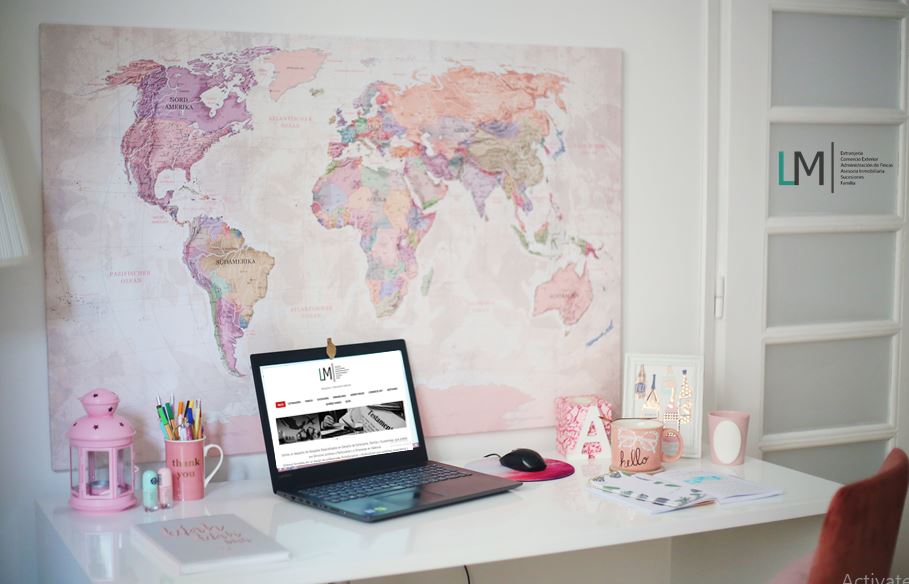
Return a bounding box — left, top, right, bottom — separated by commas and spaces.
260, 350, 421, 472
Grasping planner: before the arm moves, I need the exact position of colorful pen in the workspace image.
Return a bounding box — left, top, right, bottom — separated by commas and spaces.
164, 401, 174, 429
193, 400, 202, 440
156, 404, 173, 440
156, 396, 169, 424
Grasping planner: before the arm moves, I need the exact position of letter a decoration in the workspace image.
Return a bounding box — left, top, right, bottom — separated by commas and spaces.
556, 395, 613, 459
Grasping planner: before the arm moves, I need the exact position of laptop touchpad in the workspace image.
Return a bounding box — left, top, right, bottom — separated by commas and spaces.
379, 487, 443, 503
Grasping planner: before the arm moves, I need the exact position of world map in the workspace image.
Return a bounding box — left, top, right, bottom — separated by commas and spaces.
42, 25, 622, 468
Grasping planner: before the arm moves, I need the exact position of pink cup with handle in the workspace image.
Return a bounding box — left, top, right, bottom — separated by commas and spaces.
164, 439, 223, 500
608, 418, 684, 473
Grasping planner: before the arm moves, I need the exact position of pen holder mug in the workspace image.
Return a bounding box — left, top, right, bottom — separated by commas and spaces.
608, 418, 683, 473
164, 439, 224, 501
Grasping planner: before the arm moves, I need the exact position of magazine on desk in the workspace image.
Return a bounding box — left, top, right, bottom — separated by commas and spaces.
589, 469, 783, 514
589, 470, 715, 514
131, 514, 290, 575
653, 469, 783, 504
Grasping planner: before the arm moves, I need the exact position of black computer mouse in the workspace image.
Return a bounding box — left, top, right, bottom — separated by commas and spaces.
499, 448, 547, 472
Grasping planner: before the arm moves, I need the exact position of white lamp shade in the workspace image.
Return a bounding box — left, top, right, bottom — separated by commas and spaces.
0, 137, 28, 266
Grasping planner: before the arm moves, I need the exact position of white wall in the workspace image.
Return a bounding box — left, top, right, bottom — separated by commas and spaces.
0, 0, 709, 582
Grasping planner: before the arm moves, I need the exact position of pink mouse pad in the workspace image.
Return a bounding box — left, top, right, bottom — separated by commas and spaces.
465, 457, 575, 482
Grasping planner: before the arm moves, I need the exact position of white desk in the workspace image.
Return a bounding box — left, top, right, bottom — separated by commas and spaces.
36, 456, 840, 584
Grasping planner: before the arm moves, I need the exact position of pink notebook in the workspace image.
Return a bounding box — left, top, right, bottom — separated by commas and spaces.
131, 514, 290, 575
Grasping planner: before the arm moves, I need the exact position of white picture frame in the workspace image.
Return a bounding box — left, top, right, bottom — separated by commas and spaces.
622, 354, 703, 458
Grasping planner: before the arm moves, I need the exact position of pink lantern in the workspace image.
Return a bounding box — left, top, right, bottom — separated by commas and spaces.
68, 389, 137, 512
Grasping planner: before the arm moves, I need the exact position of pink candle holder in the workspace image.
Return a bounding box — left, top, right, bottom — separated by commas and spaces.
708, 410, 750, 466
68, 389, 138, 512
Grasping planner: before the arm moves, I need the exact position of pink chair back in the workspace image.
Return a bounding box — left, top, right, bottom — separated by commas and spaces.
806, 448, 909, 583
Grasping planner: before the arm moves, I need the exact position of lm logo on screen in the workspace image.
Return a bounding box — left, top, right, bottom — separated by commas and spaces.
319, 366, 334, 382
318, 363, 349, 382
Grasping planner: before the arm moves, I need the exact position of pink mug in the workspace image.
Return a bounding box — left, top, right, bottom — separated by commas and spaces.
609, 418, 684, 473
164, 439, 224, 500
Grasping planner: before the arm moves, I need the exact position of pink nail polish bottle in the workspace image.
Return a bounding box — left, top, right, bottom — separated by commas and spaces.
157, 467, 173, 509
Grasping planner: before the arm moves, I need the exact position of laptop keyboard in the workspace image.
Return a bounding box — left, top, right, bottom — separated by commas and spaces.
301, 463, 471, 503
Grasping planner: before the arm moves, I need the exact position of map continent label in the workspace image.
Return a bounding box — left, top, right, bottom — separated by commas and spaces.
183, 216, 275, 375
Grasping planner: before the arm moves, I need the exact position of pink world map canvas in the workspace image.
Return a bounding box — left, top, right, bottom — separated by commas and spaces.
41, 24, 622, 468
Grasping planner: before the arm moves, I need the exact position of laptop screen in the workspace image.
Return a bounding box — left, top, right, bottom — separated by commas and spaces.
259, 349, 421, 472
